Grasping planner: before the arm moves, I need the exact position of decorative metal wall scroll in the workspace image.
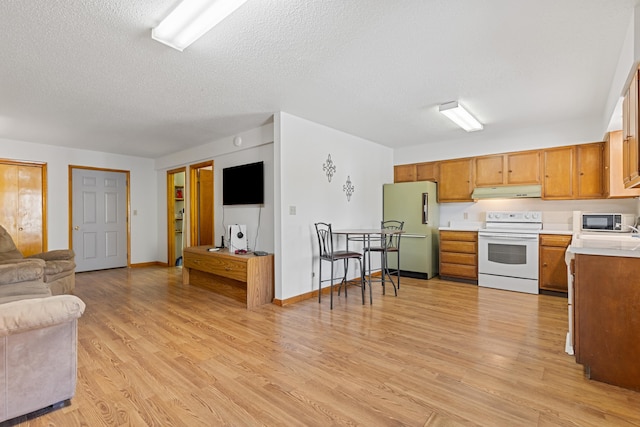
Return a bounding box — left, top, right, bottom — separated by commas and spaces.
322, 153, 355, 202
343, 175, 355, 202
323, 154, 336, 182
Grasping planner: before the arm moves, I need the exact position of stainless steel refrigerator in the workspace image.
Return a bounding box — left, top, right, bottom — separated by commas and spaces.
383, 181, 439, 279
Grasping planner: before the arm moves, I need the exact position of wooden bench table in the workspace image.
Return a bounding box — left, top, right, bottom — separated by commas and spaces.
182, 246, 274, 309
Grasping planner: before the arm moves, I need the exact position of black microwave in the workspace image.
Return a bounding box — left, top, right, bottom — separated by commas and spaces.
581, 213, 635, 232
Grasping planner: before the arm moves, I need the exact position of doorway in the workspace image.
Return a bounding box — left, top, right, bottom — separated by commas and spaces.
70, 166, 129, 272
189, 161, 214, 246
167, 168, 186, 267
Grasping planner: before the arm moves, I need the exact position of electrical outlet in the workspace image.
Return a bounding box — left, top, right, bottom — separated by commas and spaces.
289, 206, 296, 215
463, 212, 468, 219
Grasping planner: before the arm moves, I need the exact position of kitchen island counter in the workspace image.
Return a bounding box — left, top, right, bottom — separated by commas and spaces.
568, 234, 640, 258
572, 252, 640, 391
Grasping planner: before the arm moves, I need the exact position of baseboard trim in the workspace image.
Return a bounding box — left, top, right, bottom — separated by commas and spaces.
131, 261, 167, 268
273, 279, 363, 306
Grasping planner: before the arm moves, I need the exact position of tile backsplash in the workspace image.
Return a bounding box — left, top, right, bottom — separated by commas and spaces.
439, 197, 640, 231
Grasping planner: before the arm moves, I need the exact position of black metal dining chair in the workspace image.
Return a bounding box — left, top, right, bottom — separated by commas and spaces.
314, 222, 365, 309
363, 220, 404, 295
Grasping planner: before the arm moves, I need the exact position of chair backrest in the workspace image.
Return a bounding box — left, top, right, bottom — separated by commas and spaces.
380, 220, 404, 250
0, 225, 24, 261
314, 222, 335, 259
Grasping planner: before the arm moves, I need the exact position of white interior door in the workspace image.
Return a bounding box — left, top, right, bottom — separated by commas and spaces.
72, 168, 128, 272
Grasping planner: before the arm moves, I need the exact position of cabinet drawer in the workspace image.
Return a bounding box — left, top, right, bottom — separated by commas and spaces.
441, 252, 477, 266
184, 252, 248, 282
440, 263, 477, 279
440, 240, 477, 254
440, 230, 477, 242
539, 234, 572, 247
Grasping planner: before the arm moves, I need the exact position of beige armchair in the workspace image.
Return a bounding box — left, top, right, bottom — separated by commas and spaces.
0, 226, 76, 295
0, 251, 85, 422
0, 294, 85, 422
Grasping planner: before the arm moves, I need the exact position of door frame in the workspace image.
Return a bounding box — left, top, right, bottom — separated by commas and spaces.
189, 160, 215, 247
167, 167, 186, 267
68, 165, 131, 268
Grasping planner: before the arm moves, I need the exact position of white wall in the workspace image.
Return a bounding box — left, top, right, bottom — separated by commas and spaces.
0, 137, 158, 263
394, 119, 605, 166
275, 112, 394, 300
154, 124, 275, 262
215, 143, 274, 252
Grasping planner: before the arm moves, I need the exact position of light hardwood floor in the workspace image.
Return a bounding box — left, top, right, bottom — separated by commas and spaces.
11, 267, 640, 426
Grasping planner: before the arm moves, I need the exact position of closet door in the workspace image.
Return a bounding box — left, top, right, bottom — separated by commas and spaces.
0, 161, 46, 256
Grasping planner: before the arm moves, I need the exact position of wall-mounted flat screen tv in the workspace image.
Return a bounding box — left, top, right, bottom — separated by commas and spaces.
222, 161, 264, 205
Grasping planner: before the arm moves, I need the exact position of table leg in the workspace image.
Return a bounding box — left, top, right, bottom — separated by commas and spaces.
182, 266, 190, 285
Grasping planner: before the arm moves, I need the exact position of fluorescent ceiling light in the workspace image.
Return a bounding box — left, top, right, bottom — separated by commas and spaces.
152, 0, 248, 51
439, 101, 483, 132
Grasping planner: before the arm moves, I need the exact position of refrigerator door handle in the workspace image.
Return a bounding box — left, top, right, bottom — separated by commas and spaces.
422, 192, 428, 224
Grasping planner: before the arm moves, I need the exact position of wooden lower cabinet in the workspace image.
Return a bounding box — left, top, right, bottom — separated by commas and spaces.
439, 230, 477, 283
538, 234, 571, 293
574, 254, 640, 391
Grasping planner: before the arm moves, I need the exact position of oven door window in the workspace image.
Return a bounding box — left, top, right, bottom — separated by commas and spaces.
488, 243, 527, 265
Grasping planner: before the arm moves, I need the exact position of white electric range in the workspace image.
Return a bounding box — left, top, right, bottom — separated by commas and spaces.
478, 211, 542, 294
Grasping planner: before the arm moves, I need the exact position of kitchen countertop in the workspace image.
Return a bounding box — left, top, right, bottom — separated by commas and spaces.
539, 229, 573, 235
568, 234, 640, 258
439, 226, 482, 232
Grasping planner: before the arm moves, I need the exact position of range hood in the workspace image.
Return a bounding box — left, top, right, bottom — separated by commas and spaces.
471, 185, 542, 200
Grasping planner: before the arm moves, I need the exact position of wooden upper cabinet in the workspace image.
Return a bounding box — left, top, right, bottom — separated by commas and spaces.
475, 151, 540, 187
506, 151, 540, 185
474, 155, 504, 186
396, 141, 620, 201
576, 142, 604, 198
416, 162, 438, 182
604, 130, 640, 197
438, 158, 473, 202
394, 164, 417, 183
543, 146, 575, 199
542, 144, 604, 200
623, 68, 640, 188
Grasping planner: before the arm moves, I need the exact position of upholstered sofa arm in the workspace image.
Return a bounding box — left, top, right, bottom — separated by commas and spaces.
0, 259, 45, 285
0, 295, 85, 337
28, 249, 75, 262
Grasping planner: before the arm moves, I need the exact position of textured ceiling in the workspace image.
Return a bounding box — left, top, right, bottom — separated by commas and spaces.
0, 0, 637, 158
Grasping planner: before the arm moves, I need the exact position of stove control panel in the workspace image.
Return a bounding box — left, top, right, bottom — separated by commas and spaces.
486, 211, 542, 223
